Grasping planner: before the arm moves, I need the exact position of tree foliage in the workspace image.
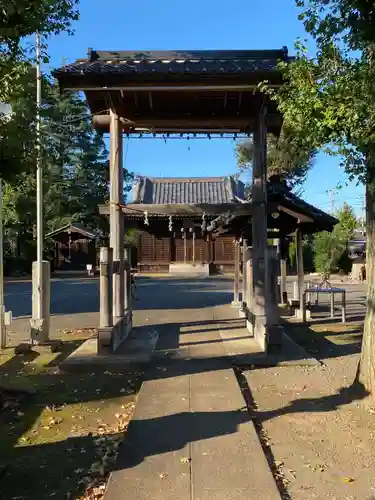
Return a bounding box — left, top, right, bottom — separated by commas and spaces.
313, 203, 358, 275
1, 78, 133, 273
0, 0, 79, 106
236, 126, 316, 190
270, 0, 375, 394
0, 0, 79, 56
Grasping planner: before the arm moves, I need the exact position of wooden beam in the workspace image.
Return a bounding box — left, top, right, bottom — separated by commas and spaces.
278, 205, 314, 223
99, 202, 261, 217
93, 114, 252, 132
62, 83, 283, 92
93, 113, 282, 133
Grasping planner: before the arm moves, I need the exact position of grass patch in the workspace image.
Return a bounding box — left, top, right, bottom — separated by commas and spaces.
0, 329, 142, 500
285, 321, 363, 359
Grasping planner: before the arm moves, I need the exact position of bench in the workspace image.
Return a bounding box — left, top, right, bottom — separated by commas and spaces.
302, 286, 346, 323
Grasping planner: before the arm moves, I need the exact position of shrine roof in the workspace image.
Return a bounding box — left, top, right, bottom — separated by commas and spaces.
131, 176, 245, 205
46, 222, 98, 240
207, 177, 338, 235
53, 48, 290, 81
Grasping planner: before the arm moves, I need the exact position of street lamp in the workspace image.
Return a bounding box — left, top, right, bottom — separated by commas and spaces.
0, 102, 13, 349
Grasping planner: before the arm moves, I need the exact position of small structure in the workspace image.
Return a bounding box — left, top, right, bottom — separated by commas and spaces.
100, 175, 245, 275
46, 223, 98, 272
53, 46, 294, 354
348, 229, 366, 281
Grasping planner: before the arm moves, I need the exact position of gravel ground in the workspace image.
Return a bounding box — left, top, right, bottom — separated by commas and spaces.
245, 311, 375, 500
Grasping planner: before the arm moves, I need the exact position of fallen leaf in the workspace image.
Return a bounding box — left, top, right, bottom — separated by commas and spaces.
180, 457, 191, 464
159, 472, 168, 479
343, 477, 355, 483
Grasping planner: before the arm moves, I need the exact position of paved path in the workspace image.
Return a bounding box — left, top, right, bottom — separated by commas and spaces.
104, 280, 281, 500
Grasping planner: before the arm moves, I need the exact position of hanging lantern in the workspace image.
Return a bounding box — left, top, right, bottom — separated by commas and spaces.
144, 210, 149, 226
168, 215, 173, 232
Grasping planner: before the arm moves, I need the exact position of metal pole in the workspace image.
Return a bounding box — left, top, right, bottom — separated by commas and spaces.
36, 31, 43, 314
0, 180, 5, 348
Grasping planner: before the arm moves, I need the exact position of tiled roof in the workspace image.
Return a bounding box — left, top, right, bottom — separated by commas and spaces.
207, 176, 337, 234
53, 48, 290, 78
46, 222, 97, 240
131, 176, 245, 205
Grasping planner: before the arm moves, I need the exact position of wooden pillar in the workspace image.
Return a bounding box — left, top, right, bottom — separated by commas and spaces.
242, 239, 248, 306
296, 228, 305, 319
109, 110, 124, 324
279, 238, 288, 304
183, 229, 187, 263
124, 246, 131, 312
251, 103, 269, 350
192, 230, 196, 265
232, 238, 240, 305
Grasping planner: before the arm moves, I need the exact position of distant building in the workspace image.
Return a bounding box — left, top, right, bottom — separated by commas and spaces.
129, 175, 245, 273
46, 223, 99, 271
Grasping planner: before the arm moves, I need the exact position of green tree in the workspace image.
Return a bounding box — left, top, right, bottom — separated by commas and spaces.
2, 77, 133, 272
236, 126, 316, 190
313, 204, 357, 275
0, 1, 79, 107
0, 0, 79, 57
268, 0, 375, 395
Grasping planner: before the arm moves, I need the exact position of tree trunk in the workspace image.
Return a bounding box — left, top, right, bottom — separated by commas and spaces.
358, 175, 375, 395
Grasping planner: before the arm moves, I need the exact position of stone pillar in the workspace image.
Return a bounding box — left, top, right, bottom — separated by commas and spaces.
109, 110, 124, 324
267, 246, 282, 347
99, 247, 113, 328
232, 238, 241, 305
251, 104, 270, 351
296, 228, 305, 319
242, 242, 254, 333
124, 246, 131, 312
30, 261, 50, 344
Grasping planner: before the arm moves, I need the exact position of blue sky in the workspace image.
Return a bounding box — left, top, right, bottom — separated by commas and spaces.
45, 0, 364, 215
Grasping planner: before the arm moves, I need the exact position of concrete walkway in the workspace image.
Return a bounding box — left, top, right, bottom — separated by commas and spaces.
104, 279, 281, 500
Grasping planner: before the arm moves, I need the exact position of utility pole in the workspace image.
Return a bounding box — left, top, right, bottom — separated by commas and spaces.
0, 104, 13, 349
36, 31, 43, 270
362, 189, 366, 234
329, 188, 335, 215
30, 31, 50, 344
0, 180, 5, 348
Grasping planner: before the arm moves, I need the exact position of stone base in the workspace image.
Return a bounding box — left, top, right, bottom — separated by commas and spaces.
61, 327, 159, 373
288, 298, 299, 308
169, 263, 209, 278
351, 262, 366, 282
97, 309, 132, 354
33, 340, 63, 353
295, 308, 312, 320
14, 343, 33, 355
